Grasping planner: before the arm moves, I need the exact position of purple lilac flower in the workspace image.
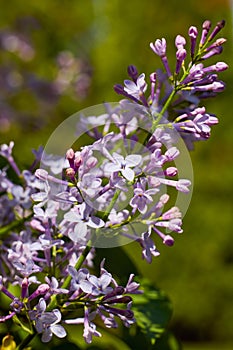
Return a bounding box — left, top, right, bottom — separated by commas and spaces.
105, 152, 142, 182
137, 230, 160, 263
29, 298, 66, 343
0, 142, 21, 176
77, 173, 102, 198
130, 185, 158, 214
123, 73, 148, 103
65, 310, 102, 344
62, 202, 105, 243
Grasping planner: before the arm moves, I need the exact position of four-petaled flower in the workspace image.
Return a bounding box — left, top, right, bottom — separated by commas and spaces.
123, 73, 148, 100
29, 298, 66, 343
105, 152, 142, 182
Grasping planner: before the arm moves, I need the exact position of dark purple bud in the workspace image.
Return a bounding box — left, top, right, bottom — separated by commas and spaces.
200, 20, 212, 46
175, 48, 187, 74
114, 84, 125, 95
163, 235, 175, 246
105, 296, 132, 304
208, 20, 225, 42
127, 65, 138, 81
21, 277, 29, 299
105, 306, 134, 319
102, 286, 125, 301
188, 26, 198, 58
201, 46, 223, 60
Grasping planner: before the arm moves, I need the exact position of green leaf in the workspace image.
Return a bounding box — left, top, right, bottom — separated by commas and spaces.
151, 331, 182, 350
132, 278, 173, 345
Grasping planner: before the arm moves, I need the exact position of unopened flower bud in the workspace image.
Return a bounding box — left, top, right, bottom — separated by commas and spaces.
74, 153, 82, 169
165, 167, 178, 177
163, 235, 174, 246
127, 65, 138, 81
208, 20, 225, 42
35, 169, 48, 181
200, 20, 212, 46
66, 167, 76, 179
175, 35, 186, 49
66, 148, 75, 161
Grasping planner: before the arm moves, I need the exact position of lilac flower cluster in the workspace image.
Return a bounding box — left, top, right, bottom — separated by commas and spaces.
115, 19, 227, 149
0, 19, 227, 348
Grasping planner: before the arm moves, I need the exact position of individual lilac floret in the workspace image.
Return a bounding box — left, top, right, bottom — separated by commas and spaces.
150, 38, 172, 77
65, 309, 102, 344
105, 152, 142, 182
130, 186, 158, 214
123, 73, 148, 102
0, 141, 21, 176
29, 298, 66, 343
62, 202, 105, 243
150, 38, 167, 56
137, 230, 160, 263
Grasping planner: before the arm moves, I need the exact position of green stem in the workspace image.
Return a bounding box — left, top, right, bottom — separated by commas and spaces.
16, 332, 36, 350
102, 189, 121, 221
62, 243, 92, 290
151, 88, 177, 132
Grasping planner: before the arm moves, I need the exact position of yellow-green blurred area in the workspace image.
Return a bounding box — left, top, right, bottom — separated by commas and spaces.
0, 0, 233, 349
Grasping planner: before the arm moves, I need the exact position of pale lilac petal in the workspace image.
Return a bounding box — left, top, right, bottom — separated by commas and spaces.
121, 167, 135, 181
51, 324, 67, 338
125, 154, 142, 167
64, 211, 81, 222
88, 216, 105, 228
41, 328, 52, 343
68, 222, 87, 242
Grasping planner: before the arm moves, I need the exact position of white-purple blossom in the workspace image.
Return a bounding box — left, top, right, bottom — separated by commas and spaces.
29, 298, 66, 343
105, 152, 142, 182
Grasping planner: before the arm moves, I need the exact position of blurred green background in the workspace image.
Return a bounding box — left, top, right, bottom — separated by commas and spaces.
0, 0, 232, 349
